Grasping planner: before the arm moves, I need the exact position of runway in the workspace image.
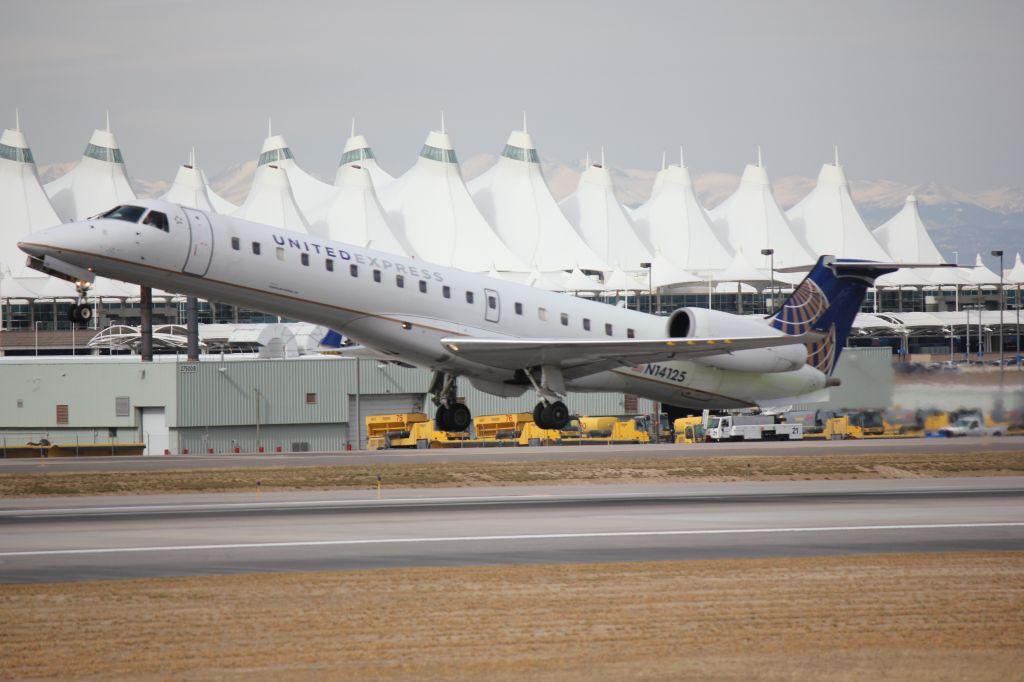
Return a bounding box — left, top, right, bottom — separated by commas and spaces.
2, 435, 1022, 473
2, 477, 1022, 583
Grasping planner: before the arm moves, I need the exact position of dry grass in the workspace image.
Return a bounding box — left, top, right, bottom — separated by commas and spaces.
1, 552, 1021, 680
1, 451, 1023, 497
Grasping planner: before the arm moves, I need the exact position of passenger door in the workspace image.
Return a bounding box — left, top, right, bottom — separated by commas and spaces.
181, 208, 214, 276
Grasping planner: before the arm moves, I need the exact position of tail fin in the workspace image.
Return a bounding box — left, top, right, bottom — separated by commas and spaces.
767, 256, 897, 375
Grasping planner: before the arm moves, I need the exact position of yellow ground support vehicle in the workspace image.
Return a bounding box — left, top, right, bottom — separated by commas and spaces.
365, 412, 471, 450
518, 415, 651, 446
673, 416, 706, 443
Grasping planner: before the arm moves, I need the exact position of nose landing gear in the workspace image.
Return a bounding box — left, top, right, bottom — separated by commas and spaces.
67, 281, 94, 325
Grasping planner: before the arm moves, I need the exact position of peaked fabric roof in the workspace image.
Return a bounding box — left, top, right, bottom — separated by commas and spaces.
161, 163, 219, 212
872, 195, 947, 287
467, 129, 608, 272
45, 127, 136, 221
1004, 253, 1024, 285
336, 132, 394, 190
708, 162, 813, 270
649, 249, 702, 288
786, 162, 891, 261
257, 133, 335, 218
632, 163, 731, 274
233, 163, 310, 233
199, 168, 238, 214
558, 162, 653, 270
377, 129, 527, 272
314, 164, 408, 255
962, 253, 1002, 287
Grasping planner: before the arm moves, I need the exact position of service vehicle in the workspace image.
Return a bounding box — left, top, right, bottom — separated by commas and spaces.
705, 413, 803, 441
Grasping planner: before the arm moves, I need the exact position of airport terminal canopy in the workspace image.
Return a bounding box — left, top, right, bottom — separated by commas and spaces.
1004, 253, 1024, 285
335, 126, 394, 190
558, 158, 653, 271
963, 253, 1002, 289
786, 158, 891, 261
872, 195, 947, 287
315, 163, 409, 256
468, 128, 608, 272
377, 128, 527, 272
632, 162, 731, 274
648, 249, 702, 288
233, 163, 310, 233
44, 123, 137, 222
256, 130, 336, 218
161, 159, 218, 213
708, 158, 814, 271
0, 122, 68, 300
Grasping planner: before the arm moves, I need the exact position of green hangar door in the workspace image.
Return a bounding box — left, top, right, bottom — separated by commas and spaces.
140, 407, 169, 456
348, 393, 425, 449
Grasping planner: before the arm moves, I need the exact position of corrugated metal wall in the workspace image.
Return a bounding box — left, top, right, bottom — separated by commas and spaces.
176, 423, 348, 454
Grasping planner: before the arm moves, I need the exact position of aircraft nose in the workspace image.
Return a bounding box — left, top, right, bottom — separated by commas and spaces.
18, 223, 74, 259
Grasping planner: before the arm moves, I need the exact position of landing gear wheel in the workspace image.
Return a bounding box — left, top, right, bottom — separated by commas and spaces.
77, 305, 93, 323
434, 405, 449, 431
533, 402, 548, 429
446, 403, 472, 432
542, 401, 570, 430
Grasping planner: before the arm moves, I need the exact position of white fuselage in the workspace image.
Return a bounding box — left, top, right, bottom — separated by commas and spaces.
21, 200, 828, 409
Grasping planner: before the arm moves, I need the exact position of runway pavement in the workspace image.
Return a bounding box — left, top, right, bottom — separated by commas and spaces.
1, 477, 1022, 583
2, 435, 1023, 473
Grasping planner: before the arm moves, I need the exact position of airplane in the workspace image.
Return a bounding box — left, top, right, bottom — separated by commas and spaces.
19, 197, 899, 432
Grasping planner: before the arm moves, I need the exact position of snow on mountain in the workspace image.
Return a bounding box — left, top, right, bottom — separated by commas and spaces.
207, 160, 256, 205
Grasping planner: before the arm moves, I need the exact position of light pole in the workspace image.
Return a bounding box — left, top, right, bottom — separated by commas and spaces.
992, 250, 1004, 385
761, 248, 775, 313
640, 262, 652, 314
34, 321, 43, 356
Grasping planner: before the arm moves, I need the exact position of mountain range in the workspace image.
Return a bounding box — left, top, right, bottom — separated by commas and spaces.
36, 157, 1024, 266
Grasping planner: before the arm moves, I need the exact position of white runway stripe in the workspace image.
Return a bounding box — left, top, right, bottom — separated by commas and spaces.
2, 522, 1022, 557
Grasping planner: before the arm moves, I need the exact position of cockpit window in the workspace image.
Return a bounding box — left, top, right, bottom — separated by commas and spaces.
100, 205, 147, 223
142, 211, 169, 232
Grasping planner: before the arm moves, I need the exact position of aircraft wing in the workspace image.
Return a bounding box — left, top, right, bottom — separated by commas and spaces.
440, 333, 820, 378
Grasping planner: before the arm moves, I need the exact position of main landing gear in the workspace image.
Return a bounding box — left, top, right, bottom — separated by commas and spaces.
430, 371, 472, 432
526, 365, 572, 430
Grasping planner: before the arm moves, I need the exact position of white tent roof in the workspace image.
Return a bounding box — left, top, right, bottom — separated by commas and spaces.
160, 162, 218, 213
233, 163, 310, 233
962, 253, 1002, 287
45, 126, 136, 222
712, 249, 772, 285
649, 249, 702, 288
0, 124, 132, 300
561, 267, 606, 292
604, 265, 645, 290
335, 129, 394, 190
377, 129, 527, 272
256, 132, 335, 218
876, 266, 936, 288
558, 161, 653, 271
1004, 253, 1024, 285
467, 129, 608, 272
632, 163, 731, 274
871, 195, 945, 264
199, 168, 237, 214
314, 164, 408, 255
786, 160, 891, 261
708, 160, 814, 270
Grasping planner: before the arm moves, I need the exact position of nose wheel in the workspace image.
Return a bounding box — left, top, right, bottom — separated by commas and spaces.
67, 303, 93, 324
533, 400, 570, 430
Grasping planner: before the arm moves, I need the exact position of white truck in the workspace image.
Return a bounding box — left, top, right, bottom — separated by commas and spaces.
938, 417, 1004, 437
704, 413, 803, 441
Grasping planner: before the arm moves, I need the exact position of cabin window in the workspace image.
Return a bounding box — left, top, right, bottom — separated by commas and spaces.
605, 323, 613, 336
442, 285, 451, 299
419, 280, 427, 293
326, 259, 334, 272
466, 291, 474, 304
350, 264, 358, 277
300, 253, 309, 266
276, 247, 285, 261
488, 295, 497, 310
231, 237, 240, 251
396, 274, 404, 288
560, 313, 569, 326
515, 302, 523, 315
142, 211, 169, 232
373, 269, 381, 283
627, 328, 635, 338
538, 308, 548, 321
583, 318, 591, 331
251, 242, 261, 255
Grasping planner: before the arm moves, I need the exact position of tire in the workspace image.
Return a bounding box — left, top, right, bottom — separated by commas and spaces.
544, 401, 570, 430
67, 305, 81, 323
533, 402, 548, 429
447, 403, 472, 432
434, 405, 450, 431
77, 305, 93, 322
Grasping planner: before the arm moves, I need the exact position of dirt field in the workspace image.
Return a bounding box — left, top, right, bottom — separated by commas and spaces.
1, 451, 1023, 497
1, 552, 1021, 681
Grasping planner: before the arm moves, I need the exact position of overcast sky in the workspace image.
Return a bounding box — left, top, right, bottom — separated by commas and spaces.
4, 0, 1021, 189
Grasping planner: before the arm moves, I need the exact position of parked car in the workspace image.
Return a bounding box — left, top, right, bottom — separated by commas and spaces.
938, 418, 1004, 437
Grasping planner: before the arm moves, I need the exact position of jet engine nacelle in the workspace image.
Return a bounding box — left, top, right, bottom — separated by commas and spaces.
666, 307, 808, 373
